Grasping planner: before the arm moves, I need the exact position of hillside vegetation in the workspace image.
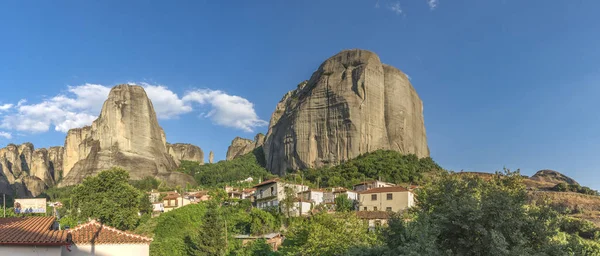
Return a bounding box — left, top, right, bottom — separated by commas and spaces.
175, 147, 275, 187
298, 150, 444, 189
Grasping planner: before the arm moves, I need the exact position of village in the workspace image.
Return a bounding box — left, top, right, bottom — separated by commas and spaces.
146, 178, 418, 251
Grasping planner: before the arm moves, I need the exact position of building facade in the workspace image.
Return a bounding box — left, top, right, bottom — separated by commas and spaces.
254, 179, 308, 210
358, 187, 414, 212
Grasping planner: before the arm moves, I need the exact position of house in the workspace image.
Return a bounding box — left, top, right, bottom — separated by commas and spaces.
290, 198, 312, 216
253, 179, 308, 210
162, 192, 183, 212
356, 211, 391, 231
187, 191, 210, 202
242, 188, 256, 200
353, 180, 396, 192
298, 189, 324, 205
358, 187, 414, 212
64, 219, 152, 255
152, 203, 164, 217
0, 216, 68, 255
147, 190, 161, 203
234, 233, 283, 251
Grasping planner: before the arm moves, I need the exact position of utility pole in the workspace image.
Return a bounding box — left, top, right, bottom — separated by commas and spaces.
3, 193, 5, 218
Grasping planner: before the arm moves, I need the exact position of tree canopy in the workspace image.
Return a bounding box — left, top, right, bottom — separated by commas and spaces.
71, 168, 150, 230
175, 147, 275, 187
300, 150, 444, 189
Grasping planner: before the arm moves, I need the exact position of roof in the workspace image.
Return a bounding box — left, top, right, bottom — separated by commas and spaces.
253, 178, 281, 188
69, 220, 152, 245
356, 211, 391, 219
0, 217, 68, 245
235, 233, 281, 240
163, 194, 180, 200
358, 186, 410, 194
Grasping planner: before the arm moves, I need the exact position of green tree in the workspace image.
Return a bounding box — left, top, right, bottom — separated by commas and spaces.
383, 170, 565, 255
71, 168, 146, 230
334, 194, 354, 212
195, 202, 227, 256
280, 212, 380, 255
249, 208, 278, 235
280, 187, 296, 218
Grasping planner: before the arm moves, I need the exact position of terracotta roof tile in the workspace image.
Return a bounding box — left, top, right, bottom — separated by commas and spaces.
358, 186, 410, 194
356, 211, 391, 219
253, 178, 281, 188
0, 217, 68, 245
69, 220, 152, 245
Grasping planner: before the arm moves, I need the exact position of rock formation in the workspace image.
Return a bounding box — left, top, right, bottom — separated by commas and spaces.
530, 170, 579, 185
0, 143, 63, 197
167, 143, 204, 165
60, 84, 195, 187
209, 151, 214, 164
226, 133, 265, 160
263, 49, 429, 175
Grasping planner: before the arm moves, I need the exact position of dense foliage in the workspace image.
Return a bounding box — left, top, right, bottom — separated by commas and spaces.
349, 170, 600, 255
71, 168, 151, 230
299, 150, 443, 189
334, 194, 353, 212
279, 212, 380, 255
175, 148, 275, 187
150, 197, 280, 256
553, 182, 600, 196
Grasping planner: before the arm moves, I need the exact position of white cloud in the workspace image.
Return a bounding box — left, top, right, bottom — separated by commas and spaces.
427, 0, 438, 10
183, 89, 268, 132
140, 83, 193, 119
0, 104, 13, 111
0, 131, 11, 139
1, 83, 265, 134
388, 2, 403, 15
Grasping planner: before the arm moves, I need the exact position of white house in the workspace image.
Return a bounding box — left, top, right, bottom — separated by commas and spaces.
63, 219, 152, 255
0, 216, 68, 256
353, 180, 396, 192
254, 178, 308, 210
298, 189, 325, 205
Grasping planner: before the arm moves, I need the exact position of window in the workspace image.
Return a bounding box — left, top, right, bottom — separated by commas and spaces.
386, 207, 392, 212
270, 187, 274, 195
371, 194, 377, 201
387, 193, 393, 200
374, 207, 378, 211
364, 207, 367, 211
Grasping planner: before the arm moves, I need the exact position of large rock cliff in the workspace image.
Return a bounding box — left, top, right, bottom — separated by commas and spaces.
263, 49, 429, 175
0, 143, 63, 197
60, 84, 195, 187
226, 133, 265, 160
167, 143, 204, 165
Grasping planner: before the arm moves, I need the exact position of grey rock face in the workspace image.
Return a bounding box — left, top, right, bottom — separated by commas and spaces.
263, 49, 429, 175
0, 143, 60, 197
60, 84, 196, 187
167, 143, 204, 165
209, 151, 214, 164
226, 133, 265, 160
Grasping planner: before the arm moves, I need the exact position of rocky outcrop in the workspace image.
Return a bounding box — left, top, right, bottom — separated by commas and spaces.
531, 170, 579, 185
167, 143, 204, 165
263, 49, 429, 175
209, 151, 214, 164
60, 84, 195, 187
226, 133, 265, 160
0, 143, 61, 197
48, 146, 64, 181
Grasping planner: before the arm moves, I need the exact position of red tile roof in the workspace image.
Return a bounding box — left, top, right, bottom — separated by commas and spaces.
69, 220, 152, 245
358, 186, 410, 194
356, 211, 391, 219
253, 178, 281, 188
0, 217, 68, 245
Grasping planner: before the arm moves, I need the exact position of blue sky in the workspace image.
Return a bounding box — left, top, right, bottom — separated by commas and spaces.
2, 1, 600, 188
